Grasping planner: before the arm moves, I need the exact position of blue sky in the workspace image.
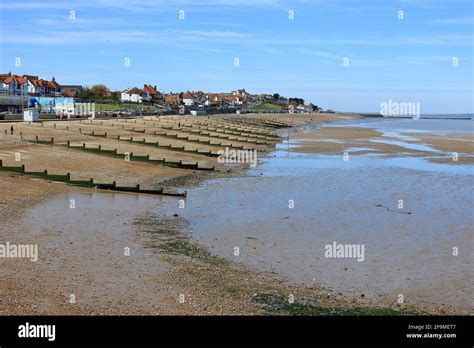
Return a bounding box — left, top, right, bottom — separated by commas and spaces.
0, 0, 473, 113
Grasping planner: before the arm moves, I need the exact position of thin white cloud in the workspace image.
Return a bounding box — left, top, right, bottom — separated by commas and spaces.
431, 16, 474, 25
0, 0, 282, 11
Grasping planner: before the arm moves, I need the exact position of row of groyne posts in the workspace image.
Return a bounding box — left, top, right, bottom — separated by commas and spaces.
0, 159, 187, 197
15, 131, 216, 171
0, 118, 289, 196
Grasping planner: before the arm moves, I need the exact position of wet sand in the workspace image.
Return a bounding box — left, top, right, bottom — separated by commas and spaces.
6, 113, 403, 316
288, 127, 473, 163
161, 118, 473, 314
1, 114, 471, 315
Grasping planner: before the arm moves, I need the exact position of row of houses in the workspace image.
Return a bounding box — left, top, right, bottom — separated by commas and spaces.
161, 89, 266, 108
1, 72, 276, 109
121, 86, 253, 108
0, 72, 84, 99
2, 72, 315, 113
0, 73, 62, 97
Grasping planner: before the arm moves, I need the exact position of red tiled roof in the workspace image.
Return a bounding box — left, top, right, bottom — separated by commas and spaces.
126, 87, 144, 95
0, 75, 14, 84
0, 74, 60, 89
16, 76, 27, 85
143, 84, 161, 95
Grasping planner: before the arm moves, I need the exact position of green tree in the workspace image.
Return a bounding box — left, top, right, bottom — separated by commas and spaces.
90, 84, 110, 100
77, 87, 93, 101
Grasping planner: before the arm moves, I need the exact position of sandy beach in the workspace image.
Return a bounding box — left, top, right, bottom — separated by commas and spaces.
0, 114, 471, 315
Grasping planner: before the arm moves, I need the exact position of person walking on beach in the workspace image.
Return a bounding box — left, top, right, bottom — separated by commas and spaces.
10, 125, 14, 135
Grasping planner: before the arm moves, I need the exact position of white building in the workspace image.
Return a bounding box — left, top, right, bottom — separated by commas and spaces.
121, 87, 151, 103
182, 92, 196, 107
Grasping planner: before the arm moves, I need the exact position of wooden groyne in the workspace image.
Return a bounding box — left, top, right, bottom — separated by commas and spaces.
64, 141, 216, 171
18, 136, 215, 171
0, 160, 187, 197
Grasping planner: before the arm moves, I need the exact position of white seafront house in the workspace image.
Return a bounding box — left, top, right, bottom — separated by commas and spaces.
182, 92, 196, 106
121, 87, 151, 103
0, 73, 28, 96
